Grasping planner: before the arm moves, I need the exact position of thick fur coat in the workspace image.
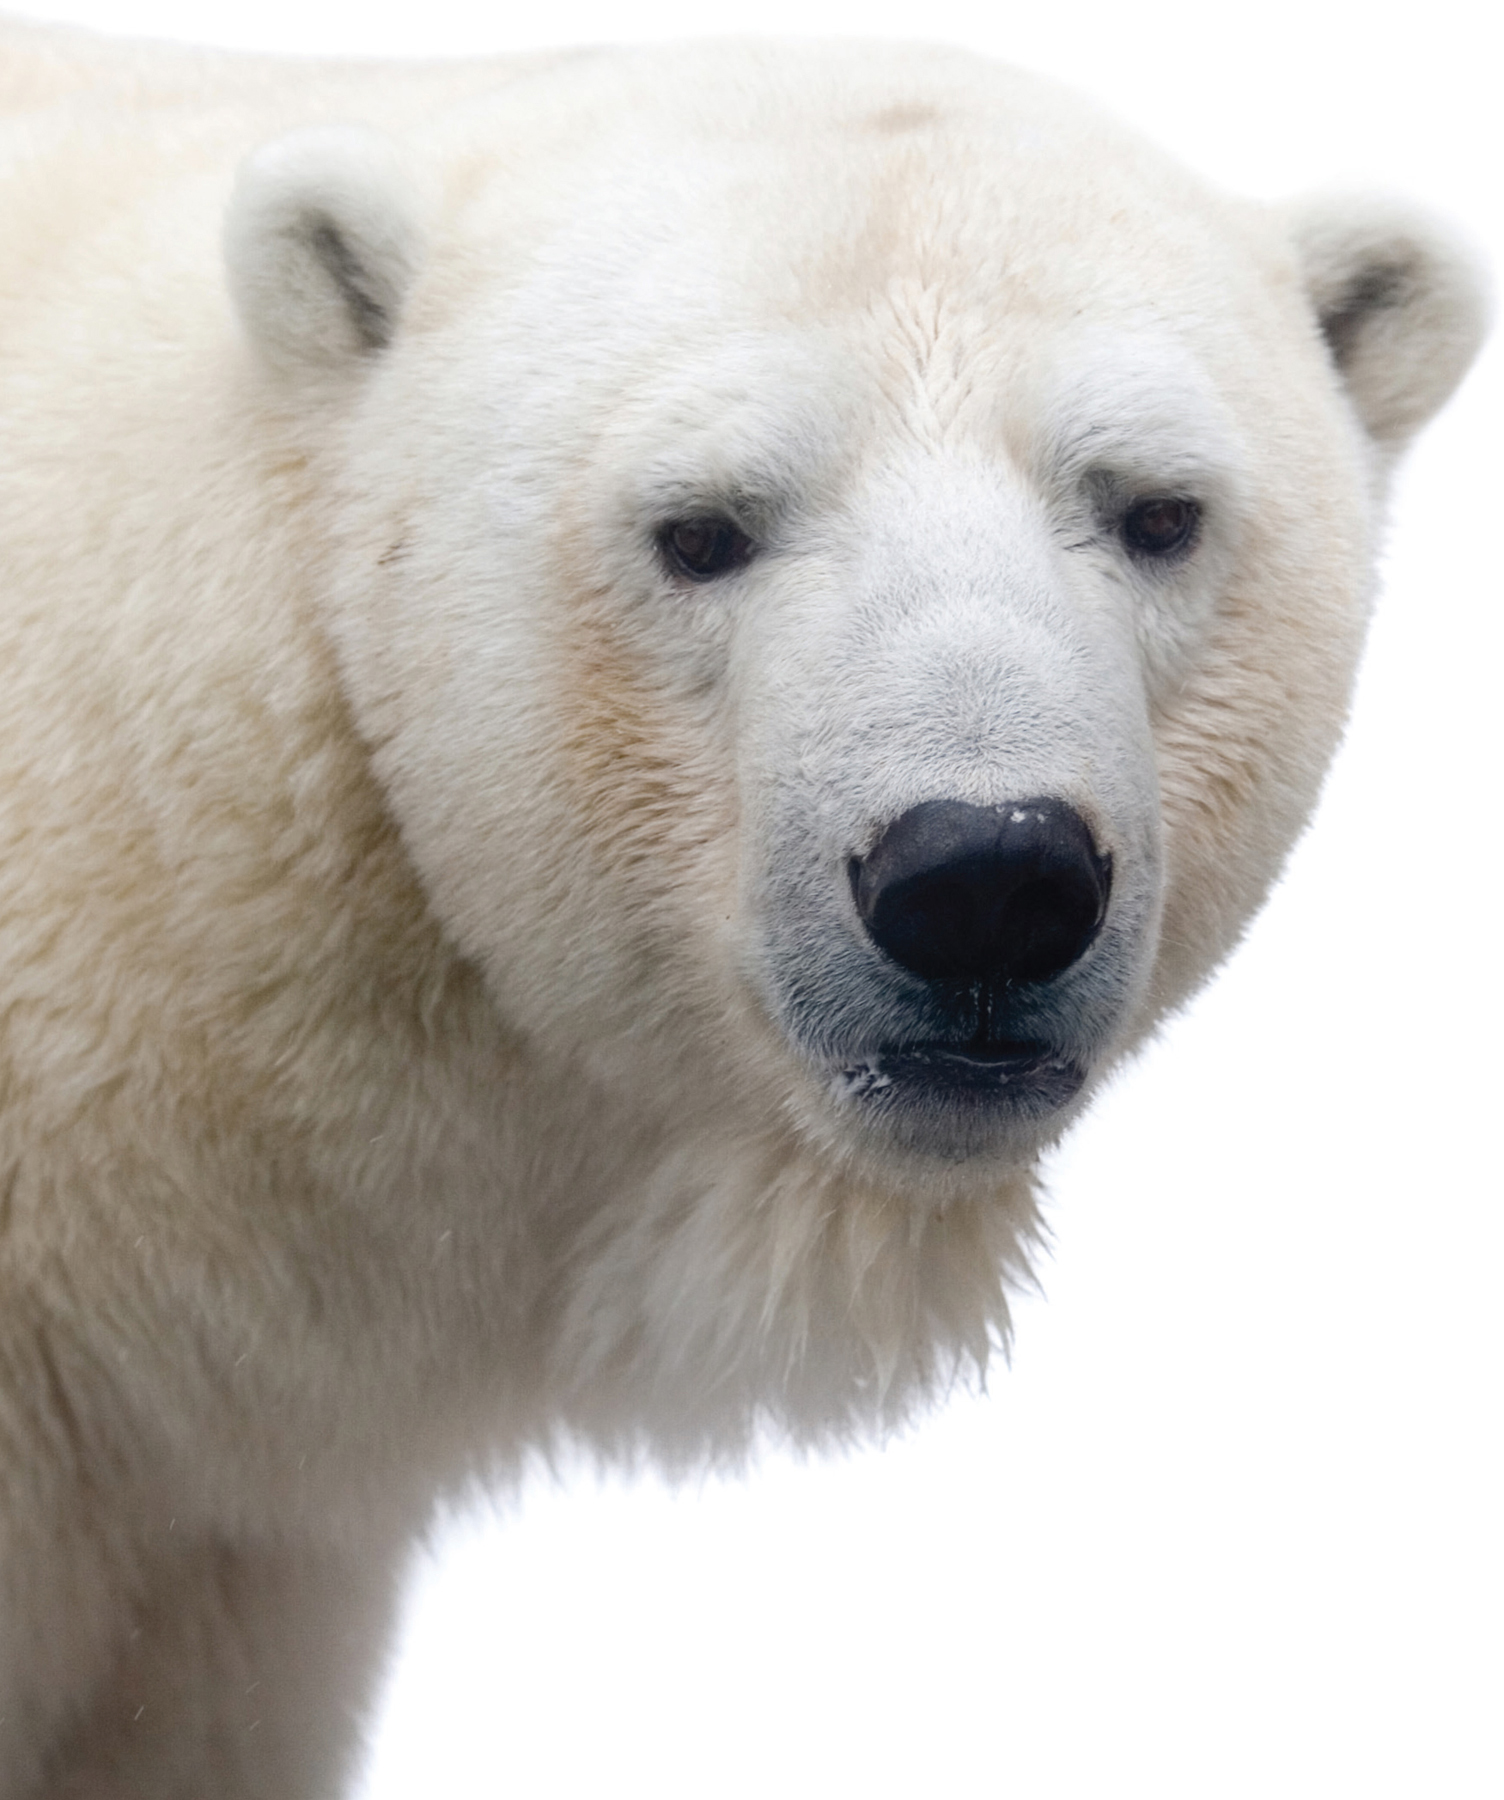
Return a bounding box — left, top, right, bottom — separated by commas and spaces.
0, 22, 1486, 1796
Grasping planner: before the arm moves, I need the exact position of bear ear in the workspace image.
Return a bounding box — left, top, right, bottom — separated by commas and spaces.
224, 125, 428, 376
1288, 194, 1489, 453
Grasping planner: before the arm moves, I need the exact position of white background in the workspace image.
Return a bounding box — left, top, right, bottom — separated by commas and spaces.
14, 3, 1500, 1795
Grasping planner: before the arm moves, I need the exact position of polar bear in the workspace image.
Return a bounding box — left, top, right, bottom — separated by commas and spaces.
0, 19, 1486, 1797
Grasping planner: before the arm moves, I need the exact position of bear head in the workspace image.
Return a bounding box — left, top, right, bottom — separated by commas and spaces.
222, 44, 1485, 1447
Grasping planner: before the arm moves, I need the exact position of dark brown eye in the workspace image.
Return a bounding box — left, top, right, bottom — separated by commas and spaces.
659, 516, 755, 582
1121, 496, 1199, 559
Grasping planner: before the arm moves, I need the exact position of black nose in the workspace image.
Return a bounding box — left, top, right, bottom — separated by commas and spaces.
851, 798, 1111, 985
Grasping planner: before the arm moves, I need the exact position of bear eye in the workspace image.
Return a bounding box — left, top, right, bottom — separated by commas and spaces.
659, 516, 756, 582
1121, 496, 1200, 559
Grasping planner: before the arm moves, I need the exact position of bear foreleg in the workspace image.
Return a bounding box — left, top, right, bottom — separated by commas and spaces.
19, 1531, 403, 1800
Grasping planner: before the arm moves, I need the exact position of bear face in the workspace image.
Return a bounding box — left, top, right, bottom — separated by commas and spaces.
228, 49, 1477, 1207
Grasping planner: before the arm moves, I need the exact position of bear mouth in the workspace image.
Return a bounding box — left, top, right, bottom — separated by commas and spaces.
835, 1040, 1087, 1121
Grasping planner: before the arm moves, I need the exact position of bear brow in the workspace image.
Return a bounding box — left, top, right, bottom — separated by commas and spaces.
864, 103, 943, 135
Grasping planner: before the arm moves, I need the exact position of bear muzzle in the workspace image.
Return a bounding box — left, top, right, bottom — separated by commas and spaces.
819, 797, 1108, 1148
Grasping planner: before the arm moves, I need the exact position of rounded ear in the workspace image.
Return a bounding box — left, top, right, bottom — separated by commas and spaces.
224, 125, 428, 376
1288, 193, 1490, 453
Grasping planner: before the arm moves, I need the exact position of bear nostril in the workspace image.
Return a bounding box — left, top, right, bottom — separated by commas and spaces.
851, 798, 1111, 985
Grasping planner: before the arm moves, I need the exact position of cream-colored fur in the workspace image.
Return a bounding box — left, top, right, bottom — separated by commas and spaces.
0, 21, 1486, 1796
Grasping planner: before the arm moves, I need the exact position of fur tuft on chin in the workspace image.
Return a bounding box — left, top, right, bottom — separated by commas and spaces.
552, 1136, 1043, 1466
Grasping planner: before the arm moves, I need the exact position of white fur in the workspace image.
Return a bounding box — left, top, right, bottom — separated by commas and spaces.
0, 23, 1486, 1796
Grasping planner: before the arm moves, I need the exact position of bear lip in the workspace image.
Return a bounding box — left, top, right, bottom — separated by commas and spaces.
835, 1042, 1087, 1114
915, 1038, 1049, 1066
